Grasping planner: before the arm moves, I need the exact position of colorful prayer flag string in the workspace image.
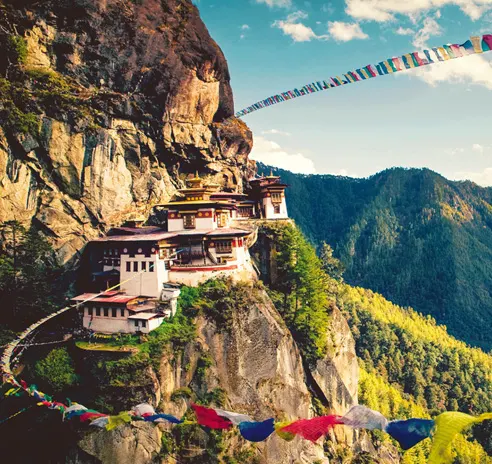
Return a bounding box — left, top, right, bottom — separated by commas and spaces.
234, 34, 492, 118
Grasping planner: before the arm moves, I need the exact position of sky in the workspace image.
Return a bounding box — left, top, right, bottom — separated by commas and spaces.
195, 0, 492, 185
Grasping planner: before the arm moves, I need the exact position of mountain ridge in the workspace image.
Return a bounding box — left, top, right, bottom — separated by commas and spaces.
261, 163, 492, 351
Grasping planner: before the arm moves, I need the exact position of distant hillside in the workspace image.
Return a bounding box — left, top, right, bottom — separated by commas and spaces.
338, 284, 492, 459
260, 164, 492, 350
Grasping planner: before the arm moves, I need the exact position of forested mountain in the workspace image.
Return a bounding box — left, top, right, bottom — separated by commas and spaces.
261, 164, 492, 351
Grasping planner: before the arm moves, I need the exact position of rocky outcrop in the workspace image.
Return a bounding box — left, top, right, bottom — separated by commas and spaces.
0, 0, 254, 266
69, 287, 361, 464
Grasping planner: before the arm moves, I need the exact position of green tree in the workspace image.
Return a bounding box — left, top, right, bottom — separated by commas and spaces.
0, 221, 63, 329
319, 242, 345, 281
34, 348, 78, 392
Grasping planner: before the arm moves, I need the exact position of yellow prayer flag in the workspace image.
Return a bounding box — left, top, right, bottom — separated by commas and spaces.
471, 36, 483, 53
428, 412, 492, 464
404, 54, 415, 68
275, 421, 296, 442
438, 47, 450, 60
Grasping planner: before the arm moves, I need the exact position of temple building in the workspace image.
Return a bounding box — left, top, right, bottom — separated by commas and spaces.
72, 172, 289, 334
248, 173, 289, 220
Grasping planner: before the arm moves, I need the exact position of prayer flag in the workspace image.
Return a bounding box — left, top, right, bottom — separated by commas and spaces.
274, 421, 296, 441
192, 404, 233, 430
443, 45, 455, 58
366, 65, 377, 77
424, 49, 434, 63
432, 48, 444, 61
438, 47, 450, 60
143, 414, 183, 424
238, 419, 275, 442
215, 408, 253, 425
482, 34, 492, 51
385, 419, 435, 450
278, 415, 342, 442
340, 405, 388, 430
356, 69, 367, 79
429, 412, 492, 464
471, 36, 483, 53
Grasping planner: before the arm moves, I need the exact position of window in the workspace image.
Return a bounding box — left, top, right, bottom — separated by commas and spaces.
112, 308, 117, 317
134, 320, 139, 327
88, 307, 93, 316
149, 262, 155, 272
96, 308, 101, 317
183, 214, 195, 229
104, 308, 109, 317
217, 212, 228, 228
141, 320, 147, 328
126, 262, 131, 272
271, 192, 282, 203
216, 240, 232, 254
141, 261, 147, 271
120, 308, 125, 317
133, 261, 138, 272
274, 205, 281, 214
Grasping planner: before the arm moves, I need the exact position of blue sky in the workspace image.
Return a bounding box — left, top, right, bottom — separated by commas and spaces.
196, 0, 492, 185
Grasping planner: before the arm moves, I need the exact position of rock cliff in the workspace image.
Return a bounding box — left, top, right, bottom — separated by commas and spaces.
69, 286, 359, 464
0, 0, 253, 265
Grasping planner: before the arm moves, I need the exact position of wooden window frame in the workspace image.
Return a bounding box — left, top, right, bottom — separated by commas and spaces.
183, 214, 196, 229
215, 240, 232, 254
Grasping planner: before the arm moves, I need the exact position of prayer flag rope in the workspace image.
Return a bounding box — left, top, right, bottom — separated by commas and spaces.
2, 374, 491, 464
234, 34, 492, 118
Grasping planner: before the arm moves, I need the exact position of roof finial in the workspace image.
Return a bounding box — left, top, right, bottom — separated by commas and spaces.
270, 169, 273, 177
195, 170, 199, 178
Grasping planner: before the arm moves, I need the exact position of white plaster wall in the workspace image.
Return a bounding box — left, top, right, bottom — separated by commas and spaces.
83, 315, 131, 333
262, 197, 288, 219
168, 217, 184, 231
195, 216, 215, 230
120, 254, 169, 297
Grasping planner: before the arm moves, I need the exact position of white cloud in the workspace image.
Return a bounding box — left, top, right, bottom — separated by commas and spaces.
321, 2, 335, 14
453, 167, 492, 186
240, 34, 246, 39
328, 21, 369, 41
395, 26, 414, 35
473, 143, 485, 153
413, 54, 492, 90
273, 11, 329, 42
262, 129, 292, 136
345, 0, 492, 22
412, 17, 442, 48
256, 0, 292, 8
250, 136, 317, 174
241, 24, 250, 30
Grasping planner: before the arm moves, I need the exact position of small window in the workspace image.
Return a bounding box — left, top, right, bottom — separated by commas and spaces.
216, 240, 232, 254
141, 261, 147, 271
112, 308, 117, 317
272, 193, 282, 203
88, 307, 93, 316
134, 320, 139, 327
133, 261, 138, 272
126, 262, 131, 272
217, 212, 228, 228
141, 320, 147, 328
183, 214, 196, 229
103, 308, 109, 317
120, 308, 125, 317
274, 205, 281, 214
96, 308, 101, 317
149, 262, 155, 272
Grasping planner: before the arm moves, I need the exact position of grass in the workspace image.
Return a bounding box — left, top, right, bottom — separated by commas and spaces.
75, 341, 138, 352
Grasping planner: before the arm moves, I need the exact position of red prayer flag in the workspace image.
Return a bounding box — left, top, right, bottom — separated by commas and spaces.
191, 404, 233, 430
278, 415, 342, 442
483, 35, 492, 50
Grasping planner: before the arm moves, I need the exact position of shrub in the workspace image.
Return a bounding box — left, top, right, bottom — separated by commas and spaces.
34, 348, 78, 392
8, 36, 28, 65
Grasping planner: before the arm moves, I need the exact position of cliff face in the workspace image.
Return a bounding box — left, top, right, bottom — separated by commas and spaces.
0, 0, 253, 265
70, 287, 359, 464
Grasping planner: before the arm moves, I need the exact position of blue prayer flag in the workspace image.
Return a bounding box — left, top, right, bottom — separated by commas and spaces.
385, 419, 434, 450
238, 419, 275, 442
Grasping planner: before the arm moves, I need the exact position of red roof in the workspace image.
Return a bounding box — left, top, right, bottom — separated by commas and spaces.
71, 293, 139, 304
